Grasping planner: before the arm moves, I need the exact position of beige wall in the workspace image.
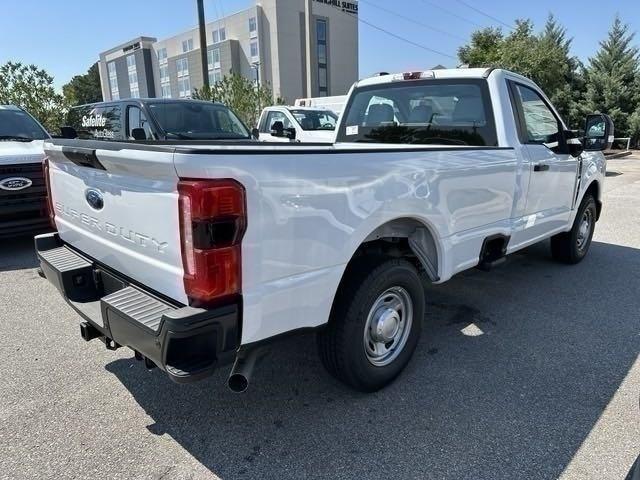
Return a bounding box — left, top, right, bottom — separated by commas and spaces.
98, 1, 358, 103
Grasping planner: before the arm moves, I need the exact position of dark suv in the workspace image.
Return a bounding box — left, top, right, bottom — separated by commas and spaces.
65, 98, 252, 141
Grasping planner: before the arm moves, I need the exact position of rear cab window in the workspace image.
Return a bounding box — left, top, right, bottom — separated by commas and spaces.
67, 104, 123, 140
337, 79, 497, 146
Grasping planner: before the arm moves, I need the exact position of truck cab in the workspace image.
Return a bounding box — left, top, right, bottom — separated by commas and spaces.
256, 106, 338, 143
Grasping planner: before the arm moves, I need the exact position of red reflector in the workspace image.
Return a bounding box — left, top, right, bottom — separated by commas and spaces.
43, 157, 56, 228
178, 179, 247, 306
403, 72, 422, 80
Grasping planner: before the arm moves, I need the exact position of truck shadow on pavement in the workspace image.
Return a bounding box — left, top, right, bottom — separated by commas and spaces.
0, 235, 39, 272
105, 240, 640, 480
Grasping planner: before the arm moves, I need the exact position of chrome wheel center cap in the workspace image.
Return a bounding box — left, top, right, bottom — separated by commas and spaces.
371, 308, 400, 342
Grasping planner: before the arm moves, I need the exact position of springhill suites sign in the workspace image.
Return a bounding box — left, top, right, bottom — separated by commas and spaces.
313, 0, 358, 15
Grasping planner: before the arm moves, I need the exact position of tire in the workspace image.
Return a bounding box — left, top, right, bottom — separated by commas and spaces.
551, 194, 597, 264
317, 257, 424, 392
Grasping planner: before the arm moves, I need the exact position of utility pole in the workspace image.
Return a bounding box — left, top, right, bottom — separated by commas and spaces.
304, 0, 313, 97
197, 0, 210, 89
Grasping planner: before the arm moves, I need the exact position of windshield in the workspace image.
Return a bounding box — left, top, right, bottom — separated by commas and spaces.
290, 109, 338, 131
337, 80, 497, 146
0, 108, 49, 141
147, 102, 250, 140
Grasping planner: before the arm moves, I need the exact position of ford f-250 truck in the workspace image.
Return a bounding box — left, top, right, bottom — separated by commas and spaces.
35, 68, 613, 393
0, 105, 51, 236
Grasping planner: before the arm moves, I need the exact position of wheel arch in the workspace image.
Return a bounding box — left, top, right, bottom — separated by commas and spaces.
582, 179, 602, 220
343, 216, 442, 283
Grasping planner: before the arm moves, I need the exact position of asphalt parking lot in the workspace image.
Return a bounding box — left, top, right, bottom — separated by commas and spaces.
1, 157, 639, 480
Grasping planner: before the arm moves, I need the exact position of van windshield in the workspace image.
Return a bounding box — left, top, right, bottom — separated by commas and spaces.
0, 108, 49, 141
147, 102, 250, 140
337, 80, 497, 146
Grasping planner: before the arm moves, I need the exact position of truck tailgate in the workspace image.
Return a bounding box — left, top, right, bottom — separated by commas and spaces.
45, 143, 187, 304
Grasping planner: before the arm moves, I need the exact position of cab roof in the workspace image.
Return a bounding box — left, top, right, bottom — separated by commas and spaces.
70, 98, 228, 109
355, 67, 500, 88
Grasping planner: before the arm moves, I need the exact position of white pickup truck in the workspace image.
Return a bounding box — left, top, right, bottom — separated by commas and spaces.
0, 105, 51, 236
36, 68, 612, 393
255, 106, 338, 143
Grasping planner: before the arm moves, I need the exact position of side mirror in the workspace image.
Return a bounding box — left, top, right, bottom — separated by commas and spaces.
251, 127, 260, 140
564, 130, 584, 158
284, 127, 296, 140
270, 121, 285, 137
60, 126, 77, 139
583, 114, 614, 151
131, 128, 147, 141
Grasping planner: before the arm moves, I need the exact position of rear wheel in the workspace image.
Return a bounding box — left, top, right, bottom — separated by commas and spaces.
551, 194, 597, 264
317, 257, 424, 392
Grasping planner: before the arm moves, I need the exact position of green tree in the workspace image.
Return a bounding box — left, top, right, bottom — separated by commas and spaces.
584, 15, 640, 141
62, 62, 103, 106
458, 16, 585, 128
539, 14, 585, 128
0, 61, 66, 132
192, 73, 283, 127
458, 27, 503, 67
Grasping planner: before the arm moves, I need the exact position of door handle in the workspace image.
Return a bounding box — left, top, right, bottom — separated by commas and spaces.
534, 163, 549, 172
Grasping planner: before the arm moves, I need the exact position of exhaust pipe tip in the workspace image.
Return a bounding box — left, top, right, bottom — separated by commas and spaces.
227, 346, 268, 393
228, 373, 249, 393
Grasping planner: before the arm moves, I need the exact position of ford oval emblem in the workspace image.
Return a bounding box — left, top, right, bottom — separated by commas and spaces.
0, 177, 32, 191
85, 188, 104, 210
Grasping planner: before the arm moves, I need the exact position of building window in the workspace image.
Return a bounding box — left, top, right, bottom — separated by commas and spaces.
250, 40, 259, 60
157, 47, 170, 97
316, 19, 328, 96
126, 54, 139, 98
159, 65, 169, 83
161, 84, 171, 98
107, 61, 119, 100
176, 57, 190, 97
157, 47, 167, 63
182, 38, 193, 53
213, 28, 226, 44
178, 77, 191, 98
176, 57, 189, 78
208, 69, 222, 85
249, 17, 257, 37
207, 48, 221, 69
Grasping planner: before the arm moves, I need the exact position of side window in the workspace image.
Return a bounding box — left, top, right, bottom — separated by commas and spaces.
265, 111, 293, 131
127, 106, 153, 139
512, 83, 559, 144
70, 105, 123, 140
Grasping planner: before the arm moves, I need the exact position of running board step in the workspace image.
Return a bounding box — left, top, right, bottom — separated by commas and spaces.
101, 286, 176, 334
38, 245, 98, 302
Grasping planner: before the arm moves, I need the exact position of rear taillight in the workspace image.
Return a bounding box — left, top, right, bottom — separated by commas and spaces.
43, 157, 56, 228
178, 179, 247, 306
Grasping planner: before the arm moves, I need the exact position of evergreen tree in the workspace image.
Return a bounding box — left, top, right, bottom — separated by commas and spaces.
457, 15, 585, 128
584, 15, 640, 139
62, 63, 103, 106
539, 14, 585, 128
0, 61, 66, 132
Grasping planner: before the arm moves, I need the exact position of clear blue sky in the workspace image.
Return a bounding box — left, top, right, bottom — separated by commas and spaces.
1, 0, 638, 91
